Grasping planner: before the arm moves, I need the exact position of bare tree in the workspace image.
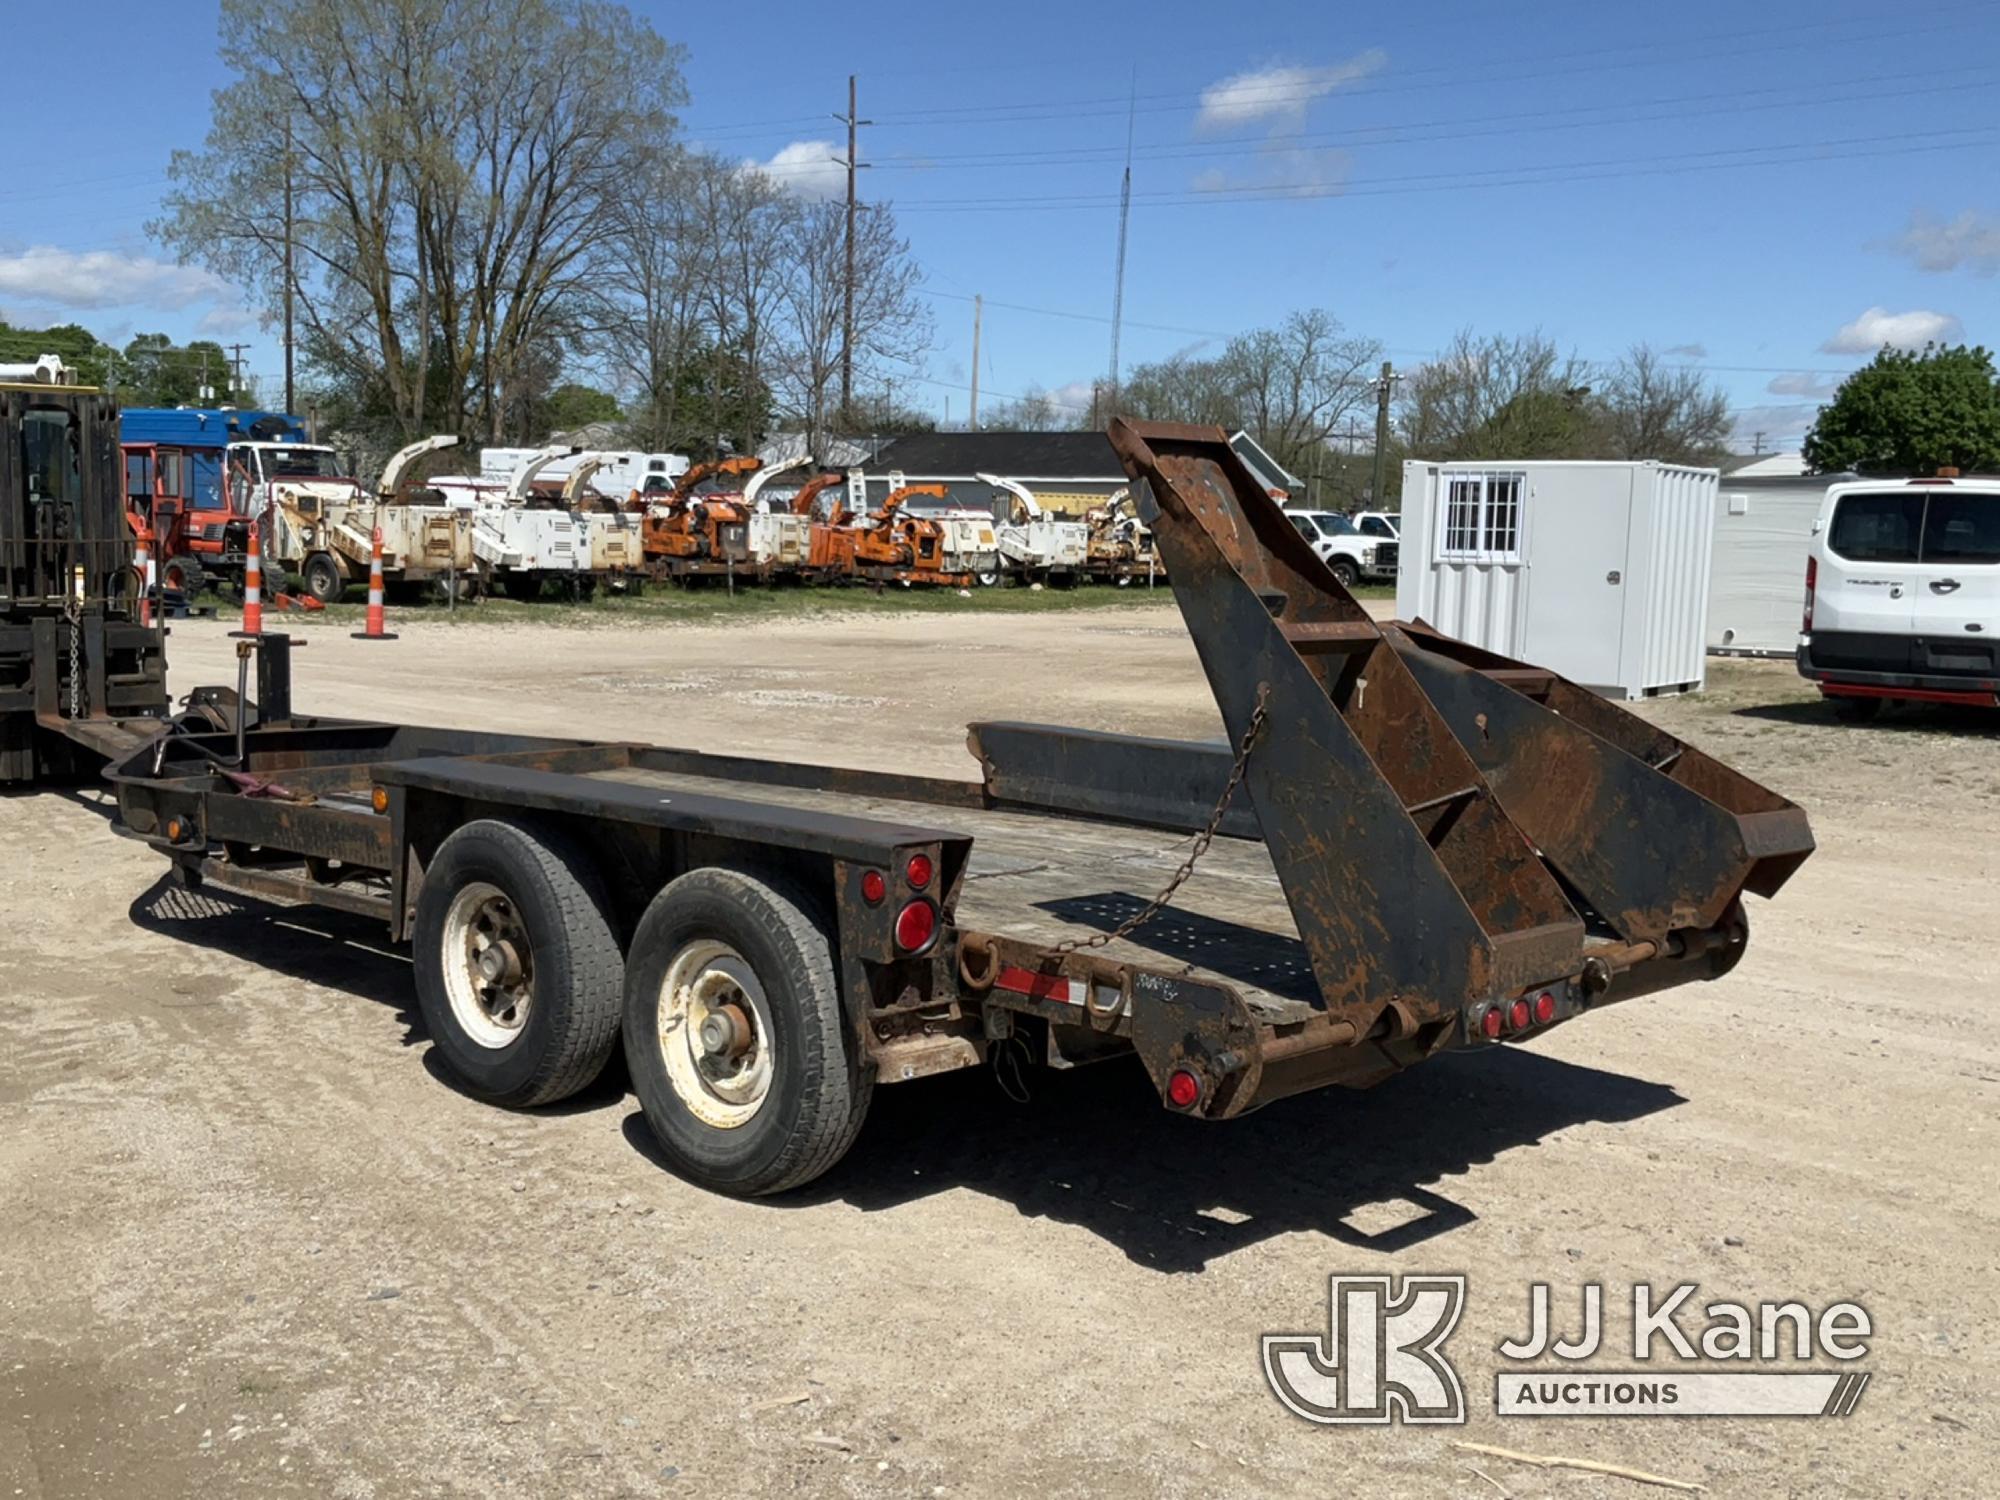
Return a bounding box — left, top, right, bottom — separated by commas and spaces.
1598, 344, 1732, 464
154, 0, 685, 441
1112, 311, 1377, 478
1399, 329, 1597, 459
979, 384, 1092, 430
1118, 348, 1244, 429
769, 198, 929, 461
1399, 332, 1732, 464
1218, 310, 1379, 478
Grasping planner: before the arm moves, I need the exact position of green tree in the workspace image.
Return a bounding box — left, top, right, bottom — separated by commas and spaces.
539, 383, 623, 436
0, 321, 114, 385
117, 334, 248, 406
1803, 343, 2000, 475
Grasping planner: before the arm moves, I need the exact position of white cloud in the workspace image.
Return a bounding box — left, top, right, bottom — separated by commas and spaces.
1820, 305, 1961, 354
1194, 145, 1353, 199
745, 140, 845, 201
1195, 50, 1387, 133
1728, 404, 1820, 447
1664, 342, 1708, 359
197, 305, 261, 336
1766, 371, 1841, 399
1048, 380, 1098, 415
0, 246, 228, 311
1883, 209, 2000, 276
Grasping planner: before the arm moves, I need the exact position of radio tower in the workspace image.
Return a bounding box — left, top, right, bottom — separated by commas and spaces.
1107, 74, 1135, 412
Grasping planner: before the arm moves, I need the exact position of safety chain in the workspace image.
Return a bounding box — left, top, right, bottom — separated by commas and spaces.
65, 595, 82, 720
1053, 683, 1271, 954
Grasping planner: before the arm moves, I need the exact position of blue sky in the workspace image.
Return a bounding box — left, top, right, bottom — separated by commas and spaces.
3, 0, 1995, 448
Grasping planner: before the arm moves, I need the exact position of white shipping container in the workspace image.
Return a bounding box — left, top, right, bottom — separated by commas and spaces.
1397, 459, 1720, 699
1706, 475, 1844, 657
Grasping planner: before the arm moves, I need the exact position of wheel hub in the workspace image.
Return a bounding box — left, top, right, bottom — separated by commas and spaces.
441, 882, 536, 1048
658, 941, 775, 1129
698, 1002, 752, 1061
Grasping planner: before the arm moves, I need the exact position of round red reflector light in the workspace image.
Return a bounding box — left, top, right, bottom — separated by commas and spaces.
894, 898, 937, 952
1534, 991, 1557, 1025
1508, 998, 1532, 1031
1479, 1007, 1503, 1040
860, 869, 887, 905
905, 852, 934, 890
1166, 1069, 1201, 1109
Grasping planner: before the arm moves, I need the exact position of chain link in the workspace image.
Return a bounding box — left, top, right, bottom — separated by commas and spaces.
65, 596, 82, 720
1053, 683, 1271, 955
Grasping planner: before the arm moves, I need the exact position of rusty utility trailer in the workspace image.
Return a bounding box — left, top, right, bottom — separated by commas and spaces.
104, 421, 1812, 1196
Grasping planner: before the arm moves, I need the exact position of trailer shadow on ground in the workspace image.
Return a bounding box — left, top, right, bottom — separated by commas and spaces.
122, 869, 1684, 1275
629, 1046, 1682, 1274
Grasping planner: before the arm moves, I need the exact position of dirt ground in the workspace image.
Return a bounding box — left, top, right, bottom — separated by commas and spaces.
2, 601, 1995, 1499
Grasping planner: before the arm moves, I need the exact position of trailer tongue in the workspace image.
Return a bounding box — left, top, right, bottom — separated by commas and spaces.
100, 421, 1812, 1195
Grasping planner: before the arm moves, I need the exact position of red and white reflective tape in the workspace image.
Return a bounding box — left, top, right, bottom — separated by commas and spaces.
361, 527, 388, 636
242, 521, 264, 635
994, 965, 1087, 1007
134, 526, 153, 628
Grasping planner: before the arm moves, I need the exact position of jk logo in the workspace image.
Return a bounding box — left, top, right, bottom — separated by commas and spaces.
1263, 1275, 1468, 1425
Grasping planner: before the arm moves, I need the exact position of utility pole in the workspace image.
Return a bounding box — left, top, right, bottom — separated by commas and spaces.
832, 75, 870, 420
283, 115, 296, 415
1369, 361, 1399, 505
226, 343, 249, 398
1753, 430, 1768, 455
1107, 72, 1135, 410
969, 294, 982, 428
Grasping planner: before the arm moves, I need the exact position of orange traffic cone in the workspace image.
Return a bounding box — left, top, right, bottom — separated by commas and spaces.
238, 519, 265, 636
351, 526, 398, 641
134, 521, 154, 628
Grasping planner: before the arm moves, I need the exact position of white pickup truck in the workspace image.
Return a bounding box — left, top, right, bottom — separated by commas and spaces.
1285, 509, 1399, 589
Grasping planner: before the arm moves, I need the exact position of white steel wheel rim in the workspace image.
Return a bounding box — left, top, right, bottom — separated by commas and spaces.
442, 881, 535, 1048
658, 939, 775, 1129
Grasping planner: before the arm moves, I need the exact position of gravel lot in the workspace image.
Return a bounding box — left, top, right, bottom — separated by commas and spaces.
2, 601, 1994, 1498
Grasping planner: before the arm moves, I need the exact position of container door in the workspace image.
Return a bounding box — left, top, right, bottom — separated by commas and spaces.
1523, 472, 1630, 689
1909, 487, 2000, 677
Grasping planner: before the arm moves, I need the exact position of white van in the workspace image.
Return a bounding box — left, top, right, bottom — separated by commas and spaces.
1798, 473, 2000, 717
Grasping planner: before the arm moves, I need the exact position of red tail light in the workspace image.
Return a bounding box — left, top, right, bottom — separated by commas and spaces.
894, 898, 937, 952
1802, 556, 1816, 633
1479, 1007, 1504, 1040
1533, 991, 1557, 1025
860, 869, 887, 905
905, 852, 934, 890
1166, 1069, 1202, 1109
1507, 998, 1532, 1032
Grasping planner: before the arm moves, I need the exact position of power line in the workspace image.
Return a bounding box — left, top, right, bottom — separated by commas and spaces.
791, 69, 1991, 177
887, 130, 1997, 213
680, 4, 1984, 139
861, 7, 1988, 130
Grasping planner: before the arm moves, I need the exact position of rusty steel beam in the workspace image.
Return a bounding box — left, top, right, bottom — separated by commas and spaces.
1107, 419, 1585, 1041
1385, 624, 1814, 940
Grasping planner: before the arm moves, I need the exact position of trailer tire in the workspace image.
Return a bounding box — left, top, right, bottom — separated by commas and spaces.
302, 552, 345, 604
413, 818, 624, 1108
623, 868, 871, 1196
